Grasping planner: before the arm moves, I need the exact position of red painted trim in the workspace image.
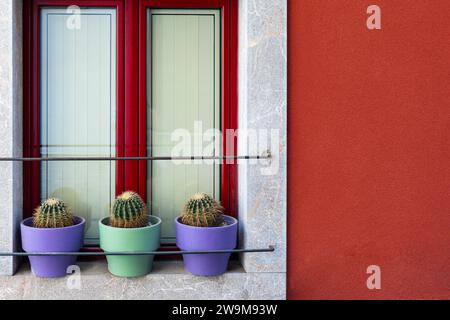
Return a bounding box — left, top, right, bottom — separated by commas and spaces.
124, 0, 140, 195
116, 1, 125, 196
221, 0, 232, 216
139, 0, 238, 217
229, 0, 238, 217
143, 0, 229, 9
24, 0, 42, 217
138, 0, 148, 200
32, 0, 121, 6
23, 0, 34, 217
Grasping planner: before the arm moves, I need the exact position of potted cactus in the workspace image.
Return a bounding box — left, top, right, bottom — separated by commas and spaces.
20, 198, 85, 278
175, 193, 238, 276
99, 191, 161, 277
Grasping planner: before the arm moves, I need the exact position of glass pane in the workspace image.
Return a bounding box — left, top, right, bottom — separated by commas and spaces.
40, 8, 116, 244
148, 9, 221, 242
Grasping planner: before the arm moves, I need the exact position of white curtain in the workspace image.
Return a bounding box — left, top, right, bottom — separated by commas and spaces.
40, 8, 116, 243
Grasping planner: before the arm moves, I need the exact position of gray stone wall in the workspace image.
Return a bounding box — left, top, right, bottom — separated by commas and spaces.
238, 0, 287, 273
0, 0, 23, 276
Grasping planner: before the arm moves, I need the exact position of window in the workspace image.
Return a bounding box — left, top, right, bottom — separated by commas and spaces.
24, 0, 237, 246
39, 7, 117, 244
148, 9, 221, 242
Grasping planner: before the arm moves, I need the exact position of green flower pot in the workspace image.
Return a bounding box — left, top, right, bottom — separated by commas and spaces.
99, 216, 161, 278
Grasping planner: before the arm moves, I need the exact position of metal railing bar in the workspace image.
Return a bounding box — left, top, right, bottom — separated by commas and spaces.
0, 155, 271, 162
0, 246, 275, 257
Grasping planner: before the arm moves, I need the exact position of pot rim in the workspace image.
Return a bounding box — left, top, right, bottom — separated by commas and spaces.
99, 215, 162, 231
175, 214, 238, 230
21, 216, 85, 231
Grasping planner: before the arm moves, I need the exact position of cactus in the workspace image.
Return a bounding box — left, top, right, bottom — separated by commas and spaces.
110, 191, 149, 228
33, 198, 74, 228
181, 193, 224, 227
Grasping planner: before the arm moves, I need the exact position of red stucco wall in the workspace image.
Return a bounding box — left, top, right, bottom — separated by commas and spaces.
288, 0, 450, 299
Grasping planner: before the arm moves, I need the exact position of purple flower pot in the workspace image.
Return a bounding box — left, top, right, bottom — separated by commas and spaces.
21, 216, 85, 278
175, 215, 238, 276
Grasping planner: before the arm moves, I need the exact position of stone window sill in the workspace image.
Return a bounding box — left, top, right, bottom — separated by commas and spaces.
0, 260, 286, 300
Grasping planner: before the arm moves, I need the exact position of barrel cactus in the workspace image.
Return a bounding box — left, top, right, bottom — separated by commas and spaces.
110, 191, 149, 228
33, 198, 74, 228
181, 193, 224, 227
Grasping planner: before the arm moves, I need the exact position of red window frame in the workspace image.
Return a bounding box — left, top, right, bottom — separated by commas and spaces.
23, 0, 238, 240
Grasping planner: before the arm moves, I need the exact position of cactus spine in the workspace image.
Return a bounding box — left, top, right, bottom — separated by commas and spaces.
110, 191, 149, 228
33, 198, 74, 228
181, 193, 224, 227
